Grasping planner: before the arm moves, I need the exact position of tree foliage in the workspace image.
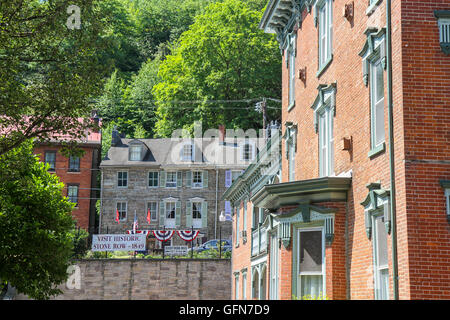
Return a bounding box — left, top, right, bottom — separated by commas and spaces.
0, 141, 75, 299
0, 0, 112, 156
152, 0, 281, 137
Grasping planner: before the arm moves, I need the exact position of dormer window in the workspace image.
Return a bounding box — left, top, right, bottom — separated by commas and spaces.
241, 141, 255, 162
181, 142, 194, 162
129, 144, 142, 161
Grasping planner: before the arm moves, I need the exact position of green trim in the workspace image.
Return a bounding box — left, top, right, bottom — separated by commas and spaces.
287, 101, 296, 112
434, 10, 450, 19
368, 142, 386, 158
316, 55, 333, 78
251, 176, 351, 210
439, 180, 450, 188
366, 0, 382, 16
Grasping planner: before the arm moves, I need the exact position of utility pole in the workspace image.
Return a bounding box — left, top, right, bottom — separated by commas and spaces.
261, 98, 268, 140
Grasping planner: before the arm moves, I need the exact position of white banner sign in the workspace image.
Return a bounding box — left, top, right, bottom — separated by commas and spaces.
91, 234, 146, 251
164, 246, 188, 256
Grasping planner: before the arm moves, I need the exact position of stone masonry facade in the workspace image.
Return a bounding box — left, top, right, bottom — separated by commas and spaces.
15, 259, 231, 300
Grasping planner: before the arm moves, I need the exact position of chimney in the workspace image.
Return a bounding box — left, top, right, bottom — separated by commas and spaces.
111, 126, 121, 147
218, 125, 225, 145
91, 110, 100, 133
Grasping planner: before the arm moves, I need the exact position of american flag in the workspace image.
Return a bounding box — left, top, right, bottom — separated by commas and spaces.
132, 210, 139, 234
115, 209, 120, 224
147, 208, 151, 224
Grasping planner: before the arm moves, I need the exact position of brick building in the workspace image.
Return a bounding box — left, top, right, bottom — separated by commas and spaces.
99, 127, 263, 251
34, 119, 102, 231
225, 0, 450, 300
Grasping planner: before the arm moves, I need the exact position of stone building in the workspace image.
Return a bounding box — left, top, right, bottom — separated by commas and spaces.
99, 127, 263, 251
226, 0, 450, 300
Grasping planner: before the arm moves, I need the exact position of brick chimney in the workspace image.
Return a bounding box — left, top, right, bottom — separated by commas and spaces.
218, 125, 225, 145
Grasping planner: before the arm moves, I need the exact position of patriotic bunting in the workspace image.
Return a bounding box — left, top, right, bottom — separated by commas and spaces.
177, 230, 200, 242
126, 230, 151, 236
152, 230, 175, 242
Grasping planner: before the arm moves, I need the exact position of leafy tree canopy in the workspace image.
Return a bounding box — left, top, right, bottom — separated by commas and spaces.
0, 140, 76, 299
152, 0, 281, 137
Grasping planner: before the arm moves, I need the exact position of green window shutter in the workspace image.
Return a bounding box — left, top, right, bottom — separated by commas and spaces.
177, 171, 182, 187
175, 201, 181, 227
159, 201, 165, 227
201, 201, 208, 228
186, 171, 192, 187
160, 171, 166, 188
203, 171, 208, 188
186, 201, 193, 228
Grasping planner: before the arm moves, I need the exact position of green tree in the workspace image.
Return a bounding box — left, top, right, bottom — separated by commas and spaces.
0, 0, 112, 157
152, 0, 281, 137
0, 141, 76, 299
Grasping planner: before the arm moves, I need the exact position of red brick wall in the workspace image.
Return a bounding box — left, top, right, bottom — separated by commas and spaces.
400, 0, 450, 300
34, 145, 98, 230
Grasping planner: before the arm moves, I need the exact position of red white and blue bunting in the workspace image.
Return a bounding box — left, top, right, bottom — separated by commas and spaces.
177, 230, 200, 242
126, 229, 201, 242
152, 230, 175, 242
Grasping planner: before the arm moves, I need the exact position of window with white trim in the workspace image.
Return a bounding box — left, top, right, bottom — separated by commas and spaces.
165, 201, 176, 228
318, 106, 334, 177
242, 142, 255, 162
287, 34, 296, 109
68, 156, 80, 172
370, 57, 385, 150
270, 232, 279, 300
234, 273, 240, 300
129, 145, 142, 161
181, 143, 194, 162
147, 201, 158, 222
166, 172, 177, 188
317, 0, 333, 71
297, 228, 325, 299
372, 213, 389, 300
67, 185, 79, 206
117, 202, 127, 221
45, 151, 56, 171
242, 270, 247, 300
117, 171, 128, 188
288, 133, 296, 182
192, 171, 203, 188
148, 171, 159, 187
192, 201, 202, 229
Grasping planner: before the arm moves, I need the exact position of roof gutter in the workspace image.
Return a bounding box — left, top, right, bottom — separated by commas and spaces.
386, 0, 399, 300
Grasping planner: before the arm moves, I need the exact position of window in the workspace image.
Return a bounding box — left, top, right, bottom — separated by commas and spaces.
147, 202, 158, 222
435, 11, 450, 55
192, 171, 203, 188
166, 172, 177, 188
367, 0, 382, 15
68, 156, 80, 172
129, 145, 142, 161
45, 151, 56, 171
288, 135, 296, 182
117, 171, 128, 188
181, 143, 193, 162
165, 201, 176, 228
270, 233, 279, 300
242, 271, 247, 300
318, 106, 334, 177
67, 185, 79, 206
148, 171, 159, 187
192, 201, 202, 229
236, 207, 240, 246
372, 214, 389, 300
317, 0, 333, 73
234, 274, 240, 300
370, 57, 385, 150
288, 34, 296, 109
297, 229, 325, 298
117, 202, 127, 221
242, 142, 254, 161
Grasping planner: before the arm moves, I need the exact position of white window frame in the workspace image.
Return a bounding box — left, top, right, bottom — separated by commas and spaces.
148, 171, 159, 188
192, 200, 203, 229
117, 171, 128, 188
234, 273, 240, 300
165, 171, 177, 188
372, 212, 390, 300
116, 201, 127, 222
296, 227, 326, 299
269, 232, 279, 300
317, 0, 333, 73
181, 142, 194, 162
287, 33, 297, 110
129, 144, 142, 161
192, 171, 203, 188
370, 57, 386, 151
318, 106, 334, 177
165, 201, 176, 228
67, 185, 79, 206
240, 141, 256, 162
242, 270, 247, 300
147, 201, 158, 222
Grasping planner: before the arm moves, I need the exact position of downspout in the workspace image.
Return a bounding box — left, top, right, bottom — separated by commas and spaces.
99, 169, 104, 234
215, 168, 219, 239
386, 0, 399, 300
